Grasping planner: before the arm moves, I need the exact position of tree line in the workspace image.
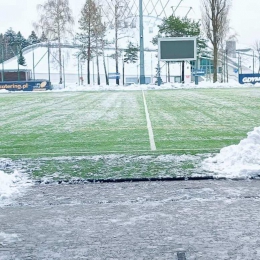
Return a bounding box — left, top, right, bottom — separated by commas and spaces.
33, 0, 139, 85
0, 29, 47, 66
0, 0, 232, 84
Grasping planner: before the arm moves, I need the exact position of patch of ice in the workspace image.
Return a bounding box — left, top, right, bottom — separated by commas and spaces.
0, 169, 32, 206
202, 127, 260, 178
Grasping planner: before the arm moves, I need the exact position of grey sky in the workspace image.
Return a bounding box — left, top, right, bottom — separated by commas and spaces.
0, 0, 258, 47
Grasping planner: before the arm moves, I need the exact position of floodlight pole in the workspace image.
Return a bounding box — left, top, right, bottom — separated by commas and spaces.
139, 0, 145, 84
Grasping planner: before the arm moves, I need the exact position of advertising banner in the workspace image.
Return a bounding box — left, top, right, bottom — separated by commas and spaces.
0, 80, 52, 91
108, 73, 120, 80
239, 74, 260, 84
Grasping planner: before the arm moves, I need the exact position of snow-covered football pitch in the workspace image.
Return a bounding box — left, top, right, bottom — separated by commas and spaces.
1, 87, 260, 181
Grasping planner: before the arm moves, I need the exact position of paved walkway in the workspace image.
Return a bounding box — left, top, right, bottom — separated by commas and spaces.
1, 180, 260, 259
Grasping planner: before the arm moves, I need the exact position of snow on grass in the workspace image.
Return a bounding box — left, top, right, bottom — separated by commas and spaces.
18, 153, 206, 181
0, 87, 260, 180
202, 127, 260, 178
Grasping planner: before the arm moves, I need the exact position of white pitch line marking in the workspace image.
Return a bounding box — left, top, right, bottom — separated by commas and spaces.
142, 90, 156, 151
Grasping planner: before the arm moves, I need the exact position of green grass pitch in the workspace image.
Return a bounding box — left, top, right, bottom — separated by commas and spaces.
1, 88, 259, 180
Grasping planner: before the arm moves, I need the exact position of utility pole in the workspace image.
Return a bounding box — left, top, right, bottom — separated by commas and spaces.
78, 54, 80, 85
17, 46, 20, 81
240, 56, 242, 74
63, 55, 65, 89
237, 52, 240, 75
1, 42, 4, 82
253, 50, 255, 74
122, 57, 125, 85
226, 49, 228, 83
181, 61, 184, 83
33, 47, 35, 80
115, 3, 119, 85
139, 0, 145, 84
48, 42, 50, 82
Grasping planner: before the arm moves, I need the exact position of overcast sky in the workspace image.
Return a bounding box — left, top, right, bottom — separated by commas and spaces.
0, 0, 258, 47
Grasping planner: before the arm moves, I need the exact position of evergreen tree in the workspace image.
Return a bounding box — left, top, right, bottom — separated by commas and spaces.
123, 41, 139, 85
4, 28, 17, 59
15, 31, 29, 49
152, 16, 208, 82
18, 50, 26, 66
28, 31, 40, 44
39, 31, 48, 42
124, 42, 138, 64
152, 16, 207, 55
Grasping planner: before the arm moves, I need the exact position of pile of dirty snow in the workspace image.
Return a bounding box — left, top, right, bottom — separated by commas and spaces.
0, 169, 32, 205
202, 127, 260, 178
50, 80, 257, 92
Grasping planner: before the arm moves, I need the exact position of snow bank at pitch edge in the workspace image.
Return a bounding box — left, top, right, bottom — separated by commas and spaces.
202, 127, 260, 178
51, 80, 257, 92
0, 167, 32, 205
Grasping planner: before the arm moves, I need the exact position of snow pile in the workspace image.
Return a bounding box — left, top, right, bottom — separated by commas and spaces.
0, 89, 9, 93
0, 81, 257, 94
49, 80, 259, 92
202, 127, 260, 178
0, 169, 32, 205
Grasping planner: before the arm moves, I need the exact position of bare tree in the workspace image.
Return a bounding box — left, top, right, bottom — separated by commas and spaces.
92, 7, 107, 86
201, 0, 231, 82
77, 0, 102, 85
34, 0, 74, 84
108, 0, 129, 85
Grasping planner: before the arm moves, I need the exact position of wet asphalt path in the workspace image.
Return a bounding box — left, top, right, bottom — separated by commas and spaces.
1, 180, 260, 259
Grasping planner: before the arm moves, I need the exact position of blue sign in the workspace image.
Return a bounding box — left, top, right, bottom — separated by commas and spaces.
0, 80, 52, 91
234, 68, 238, 73
192, 69, 206, 76
239, 74, 260, 84
108, 73, 120, 80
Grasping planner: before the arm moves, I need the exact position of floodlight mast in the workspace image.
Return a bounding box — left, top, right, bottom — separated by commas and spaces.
139, 0, 145, 84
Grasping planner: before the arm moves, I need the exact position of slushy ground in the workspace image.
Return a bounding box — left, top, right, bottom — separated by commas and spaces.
1, 180, 260, 260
